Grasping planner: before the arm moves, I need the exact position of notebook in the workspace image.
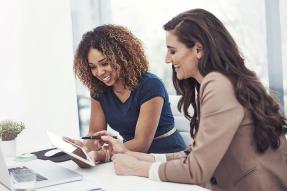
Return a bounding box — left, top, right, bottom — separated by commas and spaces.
0, 146, 82, 190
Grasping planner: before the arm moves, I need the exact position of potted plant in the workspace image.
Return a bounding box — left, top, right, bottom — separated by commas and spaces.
0, 120, 25, 157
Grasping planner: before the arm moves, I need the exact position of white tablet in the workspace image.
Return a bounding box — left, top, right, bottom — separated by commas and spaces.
47, 131, 95, 166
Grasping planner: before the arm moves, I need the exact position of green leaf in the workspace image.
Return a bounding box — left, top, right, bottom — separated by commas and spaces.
0, 120, 25, 141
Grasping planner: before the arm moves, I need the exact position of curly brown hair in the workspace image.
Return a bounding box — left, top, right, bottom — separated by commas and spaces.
74, 24, 149, 96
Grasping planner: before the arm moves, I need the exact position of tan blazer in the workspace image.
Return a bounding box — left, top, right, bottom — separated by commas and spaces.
158, 72, 287, 191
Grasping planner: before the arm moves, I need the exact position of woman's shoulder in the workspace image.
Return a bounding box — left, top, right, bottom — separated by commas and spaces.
140, 72, 163, 85
202, 71, 232, 87
199, 72, 243, 112
135, 72, 167, 98
200, 71, 234, 96
90, 87, 112, 101
142, 71, 160, 80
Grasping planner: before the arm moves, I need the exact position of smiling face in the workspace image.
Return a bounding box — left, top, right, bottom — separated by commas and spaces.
165, 31, 203, 82
87, 48, 119, 86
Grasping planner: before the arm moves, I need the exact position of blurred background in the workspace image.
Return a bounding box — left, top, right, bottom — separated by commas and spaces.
0, 0, 286, 142
71, 0, 287, 135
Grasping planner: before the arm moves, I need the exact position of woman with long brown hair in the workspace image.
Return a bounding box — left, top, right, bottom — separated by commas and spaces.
95, 9, 287, 190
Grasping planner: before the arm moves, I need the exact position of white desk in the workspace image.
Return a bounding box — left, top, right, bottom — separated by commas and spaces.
1, 159, 209, 191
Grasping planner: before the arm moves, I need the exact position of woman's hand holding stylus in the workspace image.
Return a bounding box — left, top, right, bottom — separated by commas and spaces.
93, 131, 128, 154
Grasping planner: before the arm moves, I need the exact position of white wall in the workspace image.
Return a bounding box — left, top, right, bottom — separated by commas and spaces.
0, 0, 79, 153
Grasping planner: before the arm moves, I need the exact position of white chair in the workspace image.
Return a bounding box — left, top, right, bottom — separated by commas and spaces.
169, 95, 193, 146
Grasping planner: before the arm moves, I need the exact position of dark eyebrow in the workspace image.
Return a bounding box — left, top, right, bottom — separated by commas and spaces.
98, 58, 107, 63
88, 58, 107, 66
167, 45, 175, 50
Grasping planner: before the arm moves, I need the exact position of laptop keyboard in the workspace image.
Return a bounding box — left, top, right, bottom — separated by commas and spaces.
8, 166, 48, 182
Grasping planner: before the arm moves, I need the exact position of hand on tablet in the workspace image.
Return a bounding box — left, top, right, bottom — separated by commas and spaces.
62, 136, 105, 168
62, 132, 128, 168
63, 137, 84, 148
70, 147, 91, 168
93, 131, 128, 154
63, 137, 99, 152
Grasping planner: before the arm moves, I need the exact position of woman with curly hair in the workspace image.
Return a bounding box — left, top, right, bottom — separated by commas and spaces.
93, 9, 287, 190
66, 24, 186, 166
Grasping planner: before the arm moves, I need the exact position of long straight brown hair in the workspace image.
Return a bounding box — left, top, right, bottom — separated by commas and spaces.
164, 8, 287, 153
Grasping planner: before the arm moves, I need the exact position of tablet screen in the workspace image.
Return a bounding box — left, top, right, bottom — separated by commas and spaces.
47, 131, 95, 166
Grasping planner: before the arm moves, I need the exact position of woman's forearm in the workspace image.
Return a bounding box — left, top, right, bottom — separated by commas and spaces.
126, 151, 155, 162
122, 141, 187, 162
123, 138, 152, 153
126, 151, 186, 163
166, 151, 187, 161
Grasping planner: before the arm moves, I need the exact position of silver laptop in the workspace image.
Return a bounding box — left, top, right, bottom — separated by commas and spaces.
0, 147, 82, 190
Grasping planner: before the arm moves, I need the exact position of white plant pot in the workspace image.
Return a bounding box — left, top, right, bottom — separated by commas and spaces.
0, 139, 16, 158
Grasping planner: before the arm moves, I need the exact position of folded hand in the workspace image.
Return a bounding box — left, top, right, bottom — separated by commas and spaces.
112, 154, 151, 177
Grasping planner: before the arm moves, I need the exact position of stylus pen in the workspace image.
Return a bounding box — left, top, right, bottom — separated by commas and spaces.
81, 135, 118, 140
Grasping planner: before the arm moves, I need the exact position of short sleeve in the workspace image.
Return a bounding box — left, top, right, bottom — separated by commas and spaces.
138, 77, 167, 105
90, 91, 100, 101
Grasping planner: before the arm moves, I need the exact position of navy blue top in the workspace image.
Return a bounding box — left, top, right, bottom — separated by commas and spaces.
91, 72, 186, 153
